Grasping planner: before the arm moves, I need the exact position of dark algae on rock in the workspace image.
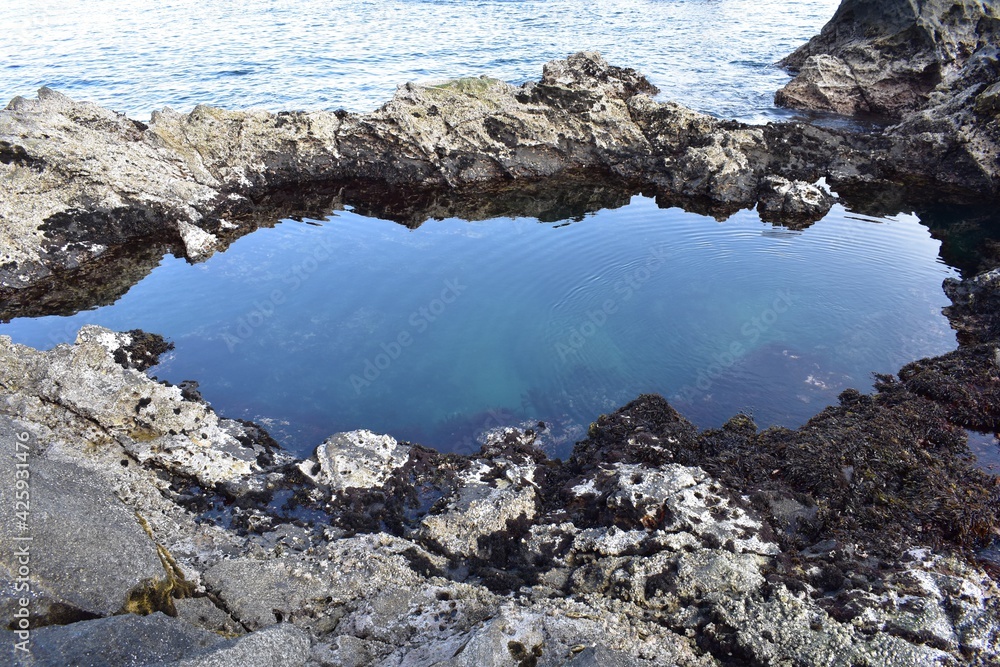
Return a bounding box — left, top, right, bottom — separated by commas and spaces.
2, 0, 1000, 665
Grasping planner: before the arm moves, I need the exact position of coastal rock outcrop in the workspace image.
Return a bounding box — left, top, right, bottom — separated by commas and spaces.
1, 317, 998, 666
776, 0, 1000, 118
5, 49, 996, 306
776, 0, 1000, 194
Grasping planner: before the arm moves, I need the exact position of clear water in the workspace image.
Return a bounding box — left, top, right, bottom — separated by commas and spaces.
0, 0, 966, 460
1, 0, 838, 123
0, 199, 959, 458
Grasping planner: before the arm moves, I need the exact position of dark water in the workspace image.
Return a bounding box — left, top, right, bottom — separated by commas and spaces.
968, 431, 1000, 474
1, 0, 838, 122
0, 198, 959, 458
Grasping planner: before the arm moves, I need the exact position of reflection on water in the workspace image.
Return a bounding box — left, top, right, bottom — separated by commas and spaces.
968, 430, 1000, 474
0, 197, 959, 458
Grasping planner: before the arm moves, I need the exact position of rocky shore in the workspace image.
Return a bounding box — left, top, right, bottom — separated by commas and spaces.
2, 0, 1000, 665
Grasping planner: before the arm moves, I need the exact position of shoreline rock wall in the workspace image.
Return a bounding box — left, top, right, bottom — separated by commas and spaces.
776, 0, 1000, 194
2, 49, 997, 303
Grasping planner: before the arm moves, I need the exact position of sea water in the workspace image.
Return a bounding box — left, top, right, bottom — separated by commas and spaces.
0, 198, 958, 457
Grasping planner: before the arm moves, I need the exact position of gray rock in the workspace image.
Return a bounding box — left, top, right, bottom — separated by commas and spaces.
173, 596, 245, 637
162, 623, 311, 667
777, 0, 999, 118
757, 176, 835, 226
202, 558, 332, 631
0, 327, 270, 491
0, 612, 224, 667
0, 415, 171, 627
420, 459, 538, 560
298, 430, 411, 492
3, 49, 957, 302
563, 646, 632, 667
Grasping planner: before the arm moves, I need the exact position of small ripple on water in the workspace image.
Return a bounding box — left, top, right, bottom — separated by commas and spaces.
0, 0, 841, 120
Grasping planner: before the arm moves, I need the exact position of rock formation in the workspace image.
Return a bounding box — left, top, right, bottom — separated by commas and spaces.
1, 314, 998, 665
776, 0, 1000, 194
3, 48, 996, 308
1, 1, 1000, 664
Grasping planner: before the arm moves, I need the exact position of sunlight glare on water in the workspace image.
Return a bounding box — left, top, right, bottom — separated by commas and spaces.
2, 0, 839, 122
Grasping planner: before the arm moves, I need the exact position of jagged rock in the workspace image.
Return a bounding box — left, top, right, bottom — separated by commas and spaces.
0, 326, 273, 491
176, 220, 217, 261
943, 266, 1000, 343
298, 430, 411, 492
8, 49, 992, 303
776, 0, 1000, 196
889, 45, 1000, 196
0, 316, 998, 665
0, 415, 172, 627
419, 457, 539, 561
709, 585, 953, 666
757, 175, 835, 226
777, 0, 1000, 119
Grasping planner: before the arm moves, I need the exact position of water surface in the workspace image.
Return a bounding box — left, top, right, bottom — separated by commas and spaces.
1, 0, 838, 122
0, 199, 959, 457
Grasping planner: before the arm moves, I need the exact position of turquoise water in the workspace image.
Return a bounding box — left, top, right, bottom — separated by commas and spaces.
1, 0, 838, 123
0, 198, 959, 457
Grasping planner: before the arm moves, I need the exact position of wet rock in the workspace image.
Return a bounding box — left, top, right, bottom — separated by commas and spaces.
298, 430, 411, 492
943, 266, 1000, 343
0, 612, 224, 667
0, 415, 172, 627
